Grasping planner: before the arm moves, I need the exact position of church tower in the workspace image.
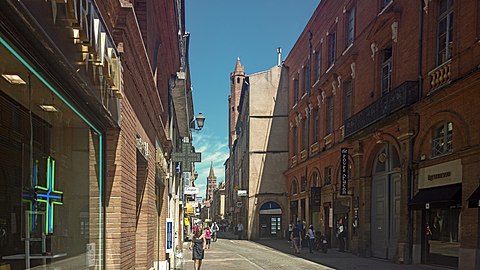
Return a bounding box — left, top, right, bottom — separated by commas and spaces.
228, 58, 246, 154
206, 162, 217, 200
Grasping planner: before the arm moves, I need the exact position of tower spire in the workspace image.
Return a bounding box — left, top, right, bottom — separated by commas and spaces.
208, 161, 216, 179
234, 57, 244, 74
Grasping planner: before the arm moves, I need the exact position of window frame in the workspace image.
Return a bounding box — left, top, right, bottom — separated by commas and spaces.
315, 49, 322, 82
302, 118, 308, 150
436, 0, 454, 65
292, 126, 298, 155
343, 80, 353, 121
327, 30, 337, 67
432, 121, 453, 157
381, 46, 393, 95
326, 96, 334, 135
304, 62, 311, 95
345, 6, 355, 48
324, 166, 332, 186
293, 78, 299, 104
312, 108, 319, 143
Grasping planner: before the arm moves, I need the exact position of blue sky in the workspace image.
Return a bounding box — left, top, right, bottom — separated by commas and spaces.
187, 0, 320, 197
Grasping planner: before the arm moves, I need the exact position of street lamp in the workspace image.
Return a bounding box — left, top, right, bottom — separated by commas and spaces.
192, 113, 205, 130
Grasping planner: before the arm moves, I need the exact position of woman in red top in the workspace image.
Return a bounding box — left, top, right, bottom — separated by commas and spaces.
204, 226, 212, 249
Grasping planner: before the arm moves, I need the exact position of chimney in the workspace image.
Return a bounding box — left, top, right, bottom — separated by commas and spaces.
277, 47, 282, 66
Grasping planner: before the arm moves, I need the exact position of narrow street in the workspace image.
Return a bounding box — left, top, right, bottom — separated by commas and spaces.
182, 237, 332, 270
181, 233, 449, 270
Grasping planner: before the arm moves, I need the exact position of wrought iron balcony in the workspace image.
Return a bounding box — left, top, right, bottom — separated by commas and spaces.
344, 81, 419, 138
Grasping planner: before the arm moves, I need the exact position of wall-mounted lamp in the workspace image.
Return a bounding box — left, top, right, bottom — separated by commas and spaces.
192, 112, 205, 131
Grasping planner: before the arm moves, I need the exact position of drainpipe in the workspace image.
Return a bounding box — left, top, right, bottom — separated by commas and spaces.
407, 0, 424, 264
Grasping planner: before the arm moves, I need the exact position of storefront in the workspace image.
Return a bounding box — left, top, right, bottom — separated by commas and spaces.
409, 160, 462, 268
0, 34, 104, 269
258, 201, 282, 239
0, 1, 122, 268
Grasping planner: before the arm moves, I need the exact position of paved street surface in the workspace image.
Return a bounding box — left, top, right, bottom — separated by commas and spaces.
181, 232, 450, 270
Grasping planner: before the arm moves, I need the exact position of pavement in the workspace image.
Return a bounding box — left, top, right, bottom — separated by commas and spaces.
210, 231, 452, 270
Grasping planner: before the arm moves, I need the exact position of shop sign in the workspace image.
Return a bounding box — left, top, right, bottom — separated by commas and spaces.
419, 159, 462, 189
184, 172, 191, 187
340, 148, 349, 195
237, 190, 248, 197
236, 202, 243, 208
86, 243, 95, 267
166, 218, 173, 253
27, 0, 124, 117
184, 187, 199, 195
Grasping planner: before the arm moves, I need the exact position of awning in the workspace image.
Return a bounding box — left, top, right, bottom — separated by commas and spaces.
409, 184, 461, 209
467, 186, 480, 208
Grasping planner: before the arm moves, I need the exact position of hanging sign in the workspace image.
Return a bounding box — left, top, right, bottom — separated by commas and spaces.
340, 148, 349, 195
166, 218, 173, 253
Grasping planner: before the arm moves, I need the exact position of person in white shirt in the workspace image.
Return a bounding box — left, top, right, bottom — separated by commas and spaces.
306, 225, 316, 253
237, 222, 244, 240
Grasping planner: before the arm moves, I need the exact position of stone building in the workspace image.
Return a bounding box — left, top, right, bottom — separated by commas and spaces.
228, 61, 289, 240
0, 0, 195, 269
284, 0, 480, 269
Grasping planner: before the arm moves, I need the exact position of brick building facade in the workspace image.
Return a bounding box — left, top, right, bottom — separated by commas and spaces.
0, 0, 194, 269
285, 0, 480, 269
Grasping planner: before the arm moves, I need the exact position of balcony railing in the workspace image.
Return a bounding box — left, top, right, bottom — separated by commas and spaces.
428, 60, 451, 91
344, 81, 419, 138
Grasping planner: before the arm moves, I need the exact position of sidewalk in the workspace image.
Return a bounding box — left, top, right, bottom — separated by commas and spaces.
217, 231, 451, 270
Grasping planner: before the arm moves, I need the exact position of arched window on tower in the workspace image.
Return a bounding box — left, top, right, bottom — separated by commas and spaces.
237, 77, 240, 84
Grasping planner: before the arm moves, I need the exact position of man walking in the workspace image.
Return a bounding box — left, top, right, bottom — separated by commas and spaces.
237, 222, 244, 240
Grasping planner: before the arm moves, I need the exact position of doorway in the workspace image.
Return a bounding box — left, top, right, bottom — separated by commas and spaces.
259, 202, 282, 239
371, 143, 401, 259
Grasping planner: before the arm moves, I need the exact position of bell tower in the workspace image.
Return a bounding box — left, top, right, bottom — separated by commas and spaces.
228, 57, 245, 154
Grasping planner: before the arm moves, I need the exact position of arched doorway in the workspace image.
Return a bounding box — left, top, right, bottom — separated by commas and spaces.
259, 201, 282, 239
371, 143, 401, 259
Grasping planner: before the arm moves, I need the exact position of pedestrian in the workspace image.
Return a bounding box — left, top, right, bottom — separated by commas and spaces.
296, 219, 304, 247
306, 225, 316, 253
212, 221, 219, 241
237, 222, 244, 240
288, 221, 294, 247
290, 225, 301, 254
337, 218, 346, 252
204, 226, 212, 249
189, 225, 206, 270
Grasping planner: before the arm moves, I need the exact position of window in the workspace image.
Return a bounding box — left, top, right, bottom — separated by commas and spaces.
328, 31, 336, 67
311, 171, 319, 187
437, 0, 454, 64
293, 126, 298, 154
326, 96, 334, 134
381, 47, 393, 95
304, 63, 311, 94
432, 122, 453, 157
324, 166, 332, 185
301, 176, 307, 192
294, 78, 299, 103
292, 179, 299, 194
302, 119, 308, 150
237, 77, 240, 84
315, 50, 321, 81
312, 109, 319, 142
346, 7, 355, 47
343, 80, 353, 121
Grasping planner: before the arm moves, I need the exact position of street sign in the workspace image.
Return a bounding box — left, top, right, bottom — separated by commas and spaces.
238, 190, 248, 197
166, 218, 173, 253
184, 186, 199, 195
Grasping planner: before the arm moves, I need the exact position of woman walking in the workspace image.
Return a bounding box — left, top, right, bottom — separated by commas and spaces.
204, 226, 212, 249
189, 226, 207, 270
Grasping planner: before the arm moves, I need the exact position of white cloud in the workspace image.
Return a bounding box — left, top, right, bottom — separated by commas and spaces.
192, 131, 229, 197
